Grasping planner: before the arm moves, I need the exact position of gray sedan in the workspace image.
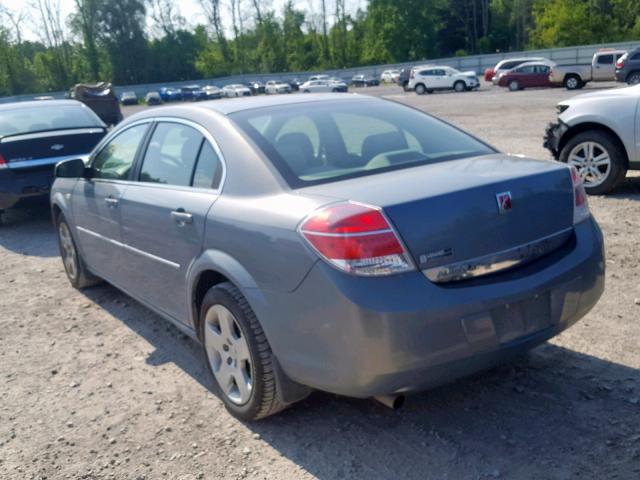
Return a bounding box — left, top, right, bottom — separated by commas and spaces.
51, 94, 604, 420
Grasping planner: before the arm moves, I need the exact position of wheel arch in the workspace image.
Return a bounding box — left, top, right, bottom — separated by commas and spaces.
559, 122, 629, 166
188, 249, 267, 342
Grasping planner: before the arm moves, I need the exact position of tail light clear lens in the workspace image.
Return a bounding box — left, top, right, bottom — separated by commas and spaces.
570, 166, 590, 224
410, 70, 415, 79
298, 202, 415, 276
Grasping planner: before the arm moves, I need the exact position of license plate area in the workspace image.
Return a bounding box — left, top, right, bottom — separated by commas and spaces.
491, 292, 552, 344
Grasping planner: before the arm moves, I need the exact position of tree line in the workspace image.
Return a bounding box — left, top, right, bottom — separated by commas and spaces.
0, 0, 638, 96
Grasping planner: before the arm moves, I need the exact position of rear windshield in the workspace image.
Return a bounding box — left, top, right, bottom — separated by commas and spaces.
230, 99, 494, 187
0, 104, 101, 137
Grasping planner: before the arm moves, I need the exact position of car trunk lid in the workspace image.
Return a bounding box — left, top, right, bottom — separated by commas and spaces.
298, 154, 575, 282
0, 128, 106, 168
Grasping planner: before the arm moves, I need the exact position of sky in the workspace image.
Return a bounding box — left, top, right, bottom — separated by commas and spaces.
3, 0, 363, 42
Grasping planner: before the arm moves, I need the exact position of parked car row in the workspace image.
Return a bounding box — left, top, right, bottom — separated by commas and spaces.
486, 48, 640, 92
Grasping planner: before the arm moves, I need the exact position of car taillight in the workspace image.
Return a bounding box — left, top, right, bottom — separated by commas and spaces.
570, 166, 589, 224
616, 59, 625, 69
410, 70, 414, 79
298, 201, 415, 276
0, 153, 7, 169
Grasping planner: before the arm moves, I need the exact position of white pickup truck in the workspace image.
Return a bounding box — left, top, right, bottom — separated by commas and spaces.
548, 49, 626, 90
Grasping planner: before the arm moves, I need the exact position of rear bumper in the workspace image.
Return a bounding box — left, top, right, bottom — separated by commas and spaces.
543, 121, 569, 158
0, 164, 56, 210
256, 218, 604, 398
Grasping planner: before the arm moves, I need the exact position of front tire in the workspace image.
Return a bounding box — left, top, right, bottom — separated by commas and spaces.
56, 215, 101, 289
559, 130, 627, 195
453, 81, 466, 92
200, 282, 288, 420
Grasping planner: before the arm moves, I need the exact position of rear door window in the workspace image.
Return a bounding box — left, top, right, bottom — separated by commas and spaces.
92, 124, 148, 180
139, 122, 203, 186
597, 54, 614, 64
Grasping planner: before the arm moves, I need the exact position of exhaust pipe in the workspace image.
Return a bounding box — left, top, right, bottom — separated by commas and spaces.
373, 394, 405, 410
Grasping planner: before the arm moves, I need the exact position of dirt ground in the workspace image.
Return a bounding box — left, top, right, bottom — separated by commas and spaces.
1, 82, 639, 480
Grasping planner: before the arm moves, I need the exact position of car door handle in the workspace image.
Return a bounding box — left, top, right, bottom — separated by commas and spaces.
105, 197, 119, 208
171, 209, 193, 226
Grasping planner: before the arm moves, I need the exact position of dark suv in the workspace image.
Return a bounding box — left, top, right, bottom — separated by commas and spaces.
396, 68, 412, 91
615, 47, 640, 85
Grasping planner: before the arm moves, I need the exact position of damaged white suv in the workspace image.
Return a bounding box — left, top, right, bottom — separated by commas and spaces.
544, 84, 640, 194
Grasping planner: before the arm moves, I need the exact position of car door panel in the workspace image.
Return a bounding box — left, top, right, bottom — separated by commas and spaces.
72, 179, 128, 280
117, 121, 224, 325
119, 185, 217, 322
71, 122, 150, 280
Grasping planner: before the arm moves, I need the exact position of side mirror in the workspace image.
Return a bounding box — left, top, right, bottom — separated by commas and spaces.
55, 158, 89, 178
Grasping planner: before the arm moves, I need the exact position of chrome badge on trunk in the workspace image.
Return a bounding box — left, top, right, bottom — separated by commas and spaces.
496, 191, 512, 214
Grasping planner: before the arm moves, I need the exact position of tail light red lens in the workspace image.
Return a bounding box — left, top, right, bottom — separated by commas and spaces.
0, 153, 7, 169
616, 59, 624, 69
570, 166, 589, 224
298, 202, 415, 276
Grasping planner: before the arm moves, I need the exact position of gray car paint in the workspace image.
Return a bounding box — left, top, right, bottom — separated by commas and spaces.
51, 94, 605, 399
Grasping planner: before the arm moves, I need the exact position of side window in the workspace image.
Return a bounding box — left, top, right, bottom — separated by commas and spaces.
419, 70, 432, 76
192, 141, 223, 189
503, 61, 518, 70
632, 53, 640, 61
92, 124, 148, 180
597, 54, 614, 65
139, 122, 203, 186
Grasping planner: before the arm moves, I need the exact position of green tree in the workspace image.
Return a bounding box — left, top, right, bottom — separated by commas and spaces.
97, 0, 149, 84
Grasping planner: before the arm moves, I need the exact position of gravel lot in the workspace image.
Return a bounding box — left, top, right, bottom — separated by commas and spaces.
1, 82, 639, 480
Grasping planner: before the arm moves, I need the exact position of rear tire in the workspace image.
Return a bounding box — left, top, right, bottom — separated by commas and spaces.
627, 71, 640, 85
200, 282, 289, 420
564, 75, 582, 90
56, 214, 101, 289
415, 84, 426, 95
559, 130, 627, 195
508, 80, 521, 91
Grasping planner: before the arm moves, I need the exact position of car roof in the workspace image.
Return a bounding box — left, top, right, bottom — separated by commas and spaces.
0, 99, 84, 111
512, 61, 553, 68
125, 93, 372, 120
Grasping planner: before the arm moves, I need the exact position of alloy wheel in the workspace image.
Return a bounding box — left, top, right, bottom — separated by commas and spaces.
566, 77, 579, 89
58, 222, 78, 281
568, 141, 611, 188
204, 305, 253, 405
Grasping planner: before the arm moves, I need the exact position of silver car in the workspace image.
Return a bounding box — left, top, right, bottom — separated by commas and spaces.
51, 94, 604, 420
544, 84, 640, 194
